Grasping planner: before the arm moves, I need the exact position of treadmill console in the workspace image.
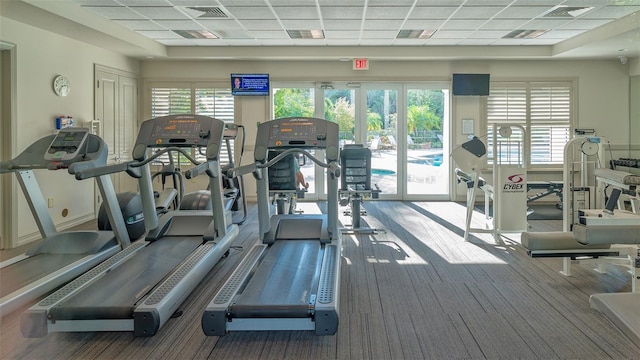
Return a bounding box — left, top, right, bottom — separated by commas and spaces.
44, 128, 90, 161
267, 118, 329, 148
148, 115, 211, 147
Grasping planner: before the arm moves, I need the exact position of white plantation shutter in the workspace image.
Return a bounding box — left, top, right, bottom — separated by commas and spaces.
486, 82, 572, 166
195, 88, 235, 165
150, 85, 235, 165
529, 84, 571, 165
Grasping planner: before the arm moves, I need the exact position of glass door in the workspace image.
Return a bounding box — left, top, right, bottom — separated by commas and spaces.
272, 85, 319, 200
360, 84, 400, 198
405, 85, 450, 199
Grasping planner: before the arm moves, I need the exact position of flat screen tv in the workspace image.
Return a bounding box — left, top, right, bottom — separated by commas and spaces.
452, 74, 490, 96
231, 73, 269, 96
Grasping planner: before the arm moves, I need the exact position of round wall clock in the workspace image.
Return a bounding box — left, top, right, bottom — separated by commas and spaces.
53, 75, 70, 96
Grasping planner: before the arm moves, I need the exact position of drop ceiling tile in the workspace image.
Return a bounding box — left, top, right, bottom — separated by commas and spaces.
81, 6, 145, 20
317, 0, 371, 5
224, 7, 274, 19
440, 19, 488, 30
512, 0, 560, 5
537, 29, 587, 39
409, 7, 460, 19
362, 19, 405, 30
464, 0, 512, 5
361, 30, 398, 38
480, 19, 530, 30
118, 0, 172, 5
494, 6, 550, 19
280, 19, 322, 29
273, 6, 319, 19
524, 18, 576, 29
168, 0, 229, 5
198, 19, 245, 31
452, 6, 505, 19
323, 20, 363, 31
215, 30, 252, 38
154, 19, 202, 29
324, 30, 361, 39
414, 0, 465, 5
369, 0, 415, 4
248, 30, 289, 39
269, 0, 317, 5
402, 19, 446, 29
431, 30, 474, 38
365, 7, 412, 19
321, 6, 364, 19
468, 30, 511, 39
129, 6, 190, 19
242, 20, 285, 30
582, 6, 640, 19
74, 0, 121, 6
113, 20, 166, 30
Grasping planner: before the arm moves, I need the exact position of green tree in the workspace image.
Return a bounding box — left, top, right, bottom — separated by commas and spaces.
407, 104, 441, 134
273, 88, 314, 118
332, 97, 354, 135
367, 111, 382, 132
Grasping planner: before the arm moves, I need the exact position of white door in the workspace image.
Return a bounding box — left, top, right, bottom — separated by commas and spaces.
1, 44, 16, 249
95, 66, 138, 196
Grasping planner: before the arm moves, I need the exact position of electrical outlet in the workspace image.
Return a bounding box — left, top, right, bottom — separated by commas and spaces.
48, 197, 54, 208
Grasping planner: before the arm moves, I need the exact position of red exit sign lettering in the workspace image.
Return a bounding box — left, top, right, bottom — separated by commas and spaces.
353, 58, 369, 70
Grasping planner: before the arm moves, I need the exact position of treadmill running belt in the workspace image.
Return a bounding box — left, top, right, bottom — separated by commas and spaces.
49, 237, 202, 320
0, 254, 85, 298
232, 240, 321, 318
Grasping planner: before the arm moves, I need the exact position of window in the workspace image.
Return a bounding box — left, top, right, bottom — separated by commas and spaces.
486, 81, 572, 167
150, 84, 235, 165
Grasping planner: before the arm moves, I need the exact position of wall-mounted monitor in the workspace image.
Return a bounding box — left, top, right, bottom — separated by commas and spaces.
452, 74, 490, 96
231, 74, 269, 96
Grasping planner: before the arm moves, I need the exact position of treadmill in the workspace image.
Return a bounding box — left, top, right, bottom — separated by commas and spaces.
202, 117, 342, 336
21, 114, 239, 337
0, 128, 129, 317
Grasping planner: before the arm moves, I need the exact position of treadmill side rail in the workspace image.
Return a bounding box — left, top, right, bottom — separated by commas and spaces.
134, 224, 238, 336
20, 241, 148, 338
314, 242, 341, 335
202, 244, 267, 336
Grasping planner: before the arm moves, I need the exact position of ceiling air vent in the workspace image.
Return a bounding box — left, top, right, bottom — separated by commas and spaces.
173, 30, 218, 39
541, 5, 594, 18
186, 7, 228, 18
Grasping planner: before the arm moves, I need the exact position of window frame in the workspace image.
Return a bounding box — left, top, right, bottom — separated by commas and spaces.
482, 80, 575, 170
147, 81, 235, 166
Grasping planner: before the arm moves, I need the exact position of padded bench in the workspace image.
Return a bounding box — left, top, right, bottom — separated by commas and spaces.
590, 293, 640, 348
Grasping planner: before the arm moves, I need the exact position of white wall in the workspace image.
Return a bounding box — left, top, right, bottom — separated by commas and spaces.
142, 59, 631, 143
142, 58, 632, 201
1, 17, 140, 243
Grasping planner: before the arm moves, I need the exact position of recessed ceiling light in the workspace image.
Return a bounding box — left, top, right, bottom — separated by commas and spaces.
287, 30, 324, 39
503, 30, 548, 39
541, 5, 594, 18
397, 30, 436, 39
173, 30, 218, 39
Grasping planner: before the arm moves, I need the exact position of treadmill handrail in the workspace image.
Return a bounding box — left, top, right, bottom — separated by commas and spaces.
75, 147, 217, 181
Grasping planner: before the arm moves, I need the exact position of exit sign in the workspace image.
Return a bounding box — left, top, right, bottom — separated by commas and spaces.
353, 58, 369, 70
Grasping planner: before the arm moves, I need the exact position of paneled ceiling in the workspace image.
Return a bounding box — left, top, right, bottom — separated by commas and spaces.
4, 0, 640, 60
